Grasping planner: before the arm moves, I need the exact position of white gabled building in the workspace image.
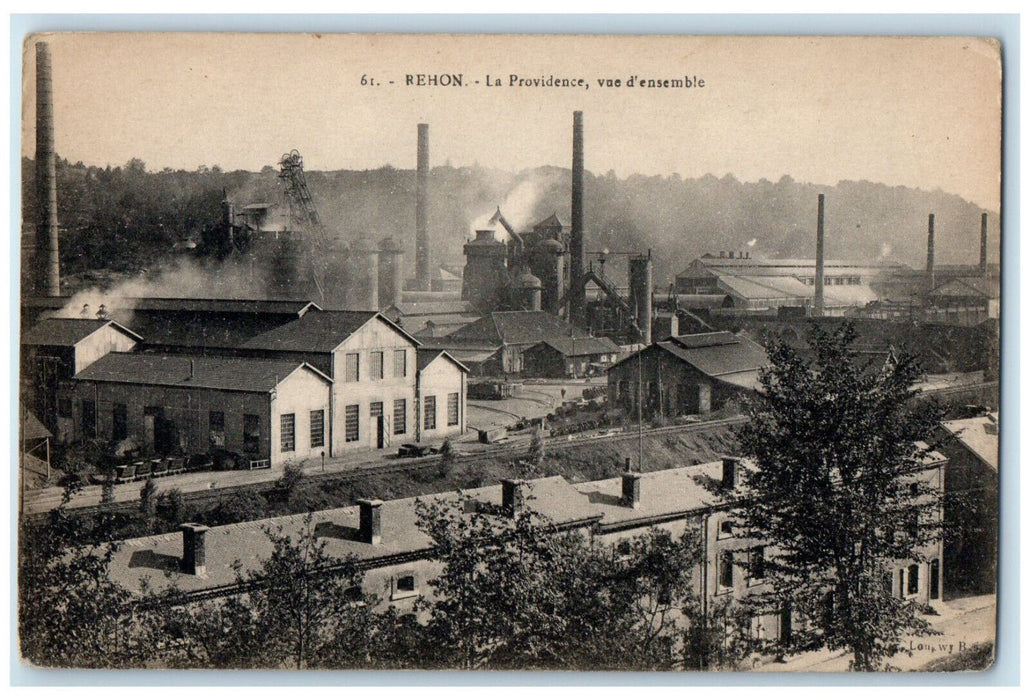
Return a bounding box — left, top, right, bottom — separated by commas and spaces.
240, 310, 467, 454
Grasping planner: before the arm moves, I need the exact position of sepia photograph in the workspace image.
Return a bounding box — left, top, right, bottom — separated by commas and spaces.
16, 31, 1003, 674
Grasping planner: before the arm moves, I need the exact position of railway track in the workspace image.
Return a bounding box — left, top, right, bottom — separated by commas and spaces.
23, 381, 995, 522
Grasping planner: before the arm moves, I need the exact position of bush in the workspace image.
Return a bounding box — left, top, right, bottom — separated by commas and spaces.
205, 491, 270, 525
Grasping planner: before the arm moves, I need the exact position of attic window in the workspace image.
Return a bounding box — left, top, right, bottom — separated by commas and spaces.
718, 519, 734, 539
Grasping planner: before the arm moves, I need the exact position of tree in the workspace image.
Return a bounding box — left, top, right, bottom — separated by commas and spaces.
18, 507, 156, 668
731, 322, 944, 670
415, 495, 707, 670
227, 516, 375, 669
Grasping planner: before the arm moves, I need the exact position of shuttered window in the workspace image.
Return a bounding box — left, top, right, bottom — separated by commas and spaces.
281, 414, 295, 452
423, 395, 436, 430
345, 405, 359, 442
393, 349, 407, 377
310, 410, 325, 448
345, 353, 360, 382
371, 351, 384, 380
393, 399, 406, 435
447, 392, 459, 426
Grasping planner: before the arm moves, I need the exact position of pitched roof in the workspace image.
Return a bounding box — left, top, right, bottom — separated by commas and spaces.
126, 298, 319, 316
609, 332, 769, 380
74, 353, 330, 392
449, 311, 590, 345
929, 277, 1001, 299
21, 318, 142, 347
532, 336, 621, 357
105, 451, 948, 599
534, 213, 563, 229
106, 476, 600, 596
941, 414, 999, 470
388, 300, 473, 317
241, 310, 410, 354
19, 404, 51, 441
416, 349, 470, 374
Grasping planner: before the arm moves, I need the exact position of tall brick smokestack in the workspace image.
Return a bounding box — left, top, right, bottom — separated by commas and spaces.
926, 213, 935, 292
570, 111, 586, 323
980, 212, 988, 277
35, 41, 60, 297
415, 123, 430, 292
814, 193, 825, 317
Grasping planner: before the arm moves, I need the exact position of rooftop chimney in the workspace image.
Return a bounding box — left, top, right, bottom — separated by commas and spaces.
621, 471, 642, 509
814, 194, 825, 317
180, 523, 210, 577
721, 457, 739, 490
501, 478, 526, 516
980, 213, 988, 277
569, 111, 586, 323
358, 499, 383, 545
415, 123, 430, 292
926, 213, 936, 292
35, 41, 61, 297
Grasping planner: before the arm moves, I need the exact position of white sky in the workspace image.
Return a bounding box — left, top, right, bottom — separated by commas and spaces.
22, 33, 1002, 211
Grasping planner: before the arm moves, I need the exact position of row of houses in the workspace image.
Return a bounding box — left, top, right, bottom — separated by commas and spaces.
21, 304, 469, 468
106, 453, 948, 639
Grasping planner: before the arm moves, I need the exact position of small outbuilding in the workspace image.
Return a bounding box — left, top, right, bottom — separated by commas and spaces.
607, 331, 769, 417
523, 336, 622, 378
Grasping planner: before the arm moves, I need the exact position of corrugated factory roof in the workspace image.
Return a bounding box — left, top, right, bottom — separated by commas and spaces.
532, 336, 621, 357
241, 310, 404, 354
128, 298, 319, 316
74, 353, 330, 392
388, 300, 473, 317
21, 318, 142, 347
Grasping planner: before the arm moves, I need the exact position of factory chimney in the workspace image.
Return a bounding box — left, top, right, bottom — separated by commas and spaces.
926, 213, 936, 292
814, 193, 825, 317
415, 123, 431, 292
628, 252, 653, 345
569, 111, 586, 323
35, 41, 60, 297
980, 213, 989, 277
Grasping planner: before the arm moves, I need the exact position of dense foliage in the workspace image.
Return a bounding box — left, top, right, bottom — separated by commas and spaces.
732, 322, 945, 670
23, 157, 993, 292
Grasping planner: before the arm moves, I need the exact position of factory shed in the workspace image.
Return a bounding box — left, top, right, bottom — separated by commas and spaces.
68, 353, 331, 468
523, 336, 622, 378
446, 311, 592, 375
607, 331, 770, 417
415, 350, 469, 441
110, 298, 320, 354
925, 278, 1000, 325
21, 317, 142, 436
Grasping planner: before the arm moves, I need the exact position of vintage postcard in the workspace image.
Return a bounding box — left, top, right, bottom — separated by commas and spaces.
18, 33, 1001, 673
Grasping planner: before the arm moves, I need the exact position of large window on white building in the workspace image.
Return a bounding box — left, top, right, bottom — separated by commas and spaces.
345, 404, 359, 443
424, 395, 436, 430
393, 399, 406, 435
280, 413, 296, 453
310, 410, 325, 448
447, 392, 459, 426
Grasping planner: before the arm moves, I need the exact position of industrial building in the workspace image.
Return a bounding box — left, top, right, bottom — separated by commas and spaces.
238, 309, 467, 452
522, 336, 622, 378
103, 453, 947, 634
21, 317, 142, 436
429, 310, 594, 376
456, 112, 656, 347
607, 331, 770, 418
68, 353, 332, 469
